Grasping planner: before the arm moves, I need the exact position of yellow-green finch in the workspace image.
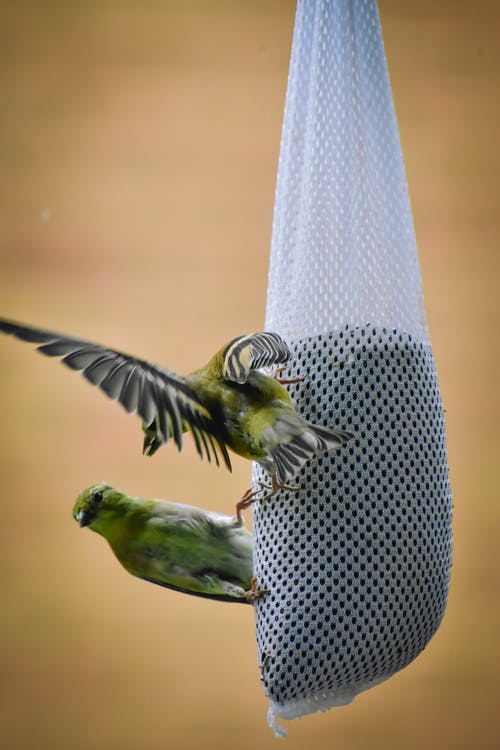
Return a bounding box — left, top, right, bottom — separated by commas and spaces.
73, 484, 259, 603
0, 319, 354, 515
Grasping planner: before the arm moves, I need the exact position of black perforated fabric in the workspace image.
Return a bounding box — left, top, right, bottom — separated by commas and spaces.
252, 0, 452, 735
253, 328, 452, 732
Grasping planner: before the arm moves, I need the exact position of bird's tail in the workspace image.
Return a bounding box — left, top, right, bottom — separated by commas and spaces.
308, 423, 355, 452
270, 420, 355, 486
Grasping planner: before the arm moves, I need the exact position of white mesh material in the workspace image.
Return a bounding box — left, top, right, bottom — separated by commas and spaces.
253, 0, 452, 736
266, 0, 428, 343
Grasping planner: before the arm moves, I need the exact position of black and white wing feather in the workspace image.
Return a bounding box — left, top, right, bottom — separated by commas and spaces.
222, 332, 290, 384
261, 412, 356, 486
0, 318, 231, 469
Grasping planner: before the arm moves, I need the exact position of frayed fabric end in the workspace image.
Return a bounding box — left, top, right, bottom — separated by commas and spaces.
265, 676, 392, 737
267, 706, 288, 739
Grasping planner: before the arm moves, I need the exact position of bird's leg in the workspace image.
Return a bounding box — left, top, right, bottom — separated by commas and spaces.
234, 479, 279, 522
256, 480, 272, 492
270, 474, 300, 494
236, 482, 273, 526
257, 475, 300, 502
273, 366, 305, 386
235, 486, 261, 524
142, 419, 163, 457
245, 576, 269, 602
235, 475, 301, 522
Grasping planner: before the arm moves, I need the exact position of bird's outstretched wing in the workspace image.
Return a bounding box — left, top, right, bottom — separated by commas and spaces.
0, 318, 231, 469
222, 332, 290, 384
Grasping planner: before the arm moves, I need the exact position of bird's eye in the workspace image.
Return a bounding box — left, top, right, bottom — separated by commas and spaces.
93, 490, 103, 504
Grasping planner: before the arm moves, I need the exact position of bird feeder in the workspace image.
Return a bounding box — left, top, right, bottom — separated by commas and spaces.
252, 0, 452, 736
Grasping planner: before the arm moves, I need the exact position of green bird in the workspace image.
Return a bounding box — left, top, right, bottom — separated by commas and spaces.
73, 484, 259, 603
0, 318, 354, 516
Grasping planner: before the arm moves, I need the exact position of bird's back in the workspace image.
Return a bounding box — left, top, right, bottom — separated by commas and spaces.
106, 500, 253, 594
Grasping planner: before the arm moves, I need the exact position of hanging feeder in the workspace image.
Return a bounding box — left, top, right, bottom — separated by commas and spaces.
252, 0, 452, 737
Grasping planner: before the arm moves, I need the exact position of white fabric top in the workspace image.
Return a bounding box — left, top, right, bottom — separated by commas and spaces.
266, 0, 428, 343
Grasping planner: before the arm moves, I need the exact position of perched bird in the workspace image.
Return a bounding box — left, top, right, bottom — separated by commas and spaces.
0, 318, 354, 516
73, 484, 259, 603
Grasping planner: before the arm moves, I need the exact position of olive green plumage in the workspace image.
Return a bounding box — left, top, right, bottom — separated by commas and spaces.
73, 484, 254, 604
0, 319, 355, 493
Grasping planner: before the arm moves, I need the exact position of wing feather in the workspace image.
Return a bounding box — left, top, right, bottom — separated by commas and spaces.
100, 360, 132, 399
205, 432, 221, 467
120, 367, 141, 413
138, 373, 157, 427
0, 318, 231, 469
269, 420, 355, 485
160, 386, 183, 448
222, 332, 290, 384
63, 348, 111, 371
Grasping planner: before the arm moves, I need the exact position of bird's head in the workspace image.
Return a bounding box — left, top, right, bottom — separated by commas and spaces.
73, 483, 124, 532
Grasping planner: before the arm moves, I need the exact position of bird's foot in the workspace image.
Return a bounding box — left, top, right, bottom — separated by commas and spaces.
271, 479, 300, 493
273, 366, 305, 386
235, 478, 301, 522
265, 474, 300, 496
245, 576, 269, 603
142, 421, 163, 457
256, 480, 272, 492
235, 486, 261, 523
252, 478, 301, 512
255, 479, 298, 500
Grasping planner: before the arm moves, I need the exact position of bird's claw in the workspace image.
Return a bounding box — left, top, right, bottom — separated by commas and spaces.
235, 478, 301, 522
142, 421, 163, 457
272, 480, 300, 493
257, 480, 272, 492
245, 576, 269, 603
273, 366, 305, 386
235, 486, 261, 523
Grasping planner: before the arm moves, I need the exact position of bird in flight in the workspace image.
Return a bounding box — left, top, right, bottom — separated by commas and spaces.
0, 318, 354, 517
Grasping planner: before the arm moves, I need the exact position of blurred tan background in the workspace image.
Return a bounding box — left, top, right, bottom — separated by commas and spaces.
0, 1, 498, 748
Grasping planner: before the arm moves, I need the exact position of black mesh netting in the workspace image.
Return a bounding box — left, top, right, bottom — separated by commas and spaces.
253, 327, 451, 732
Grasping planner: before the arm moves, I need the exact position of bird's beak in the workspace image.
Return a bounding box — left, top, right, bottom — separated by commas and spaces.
75, 509, 91, 527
